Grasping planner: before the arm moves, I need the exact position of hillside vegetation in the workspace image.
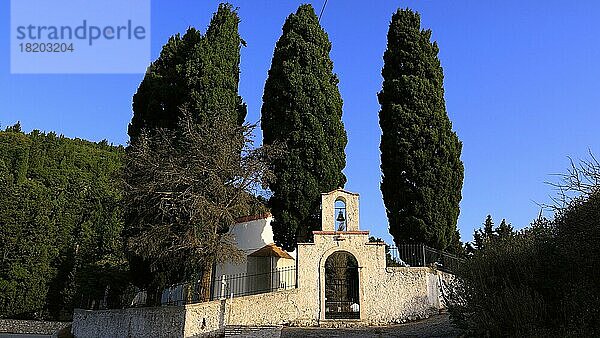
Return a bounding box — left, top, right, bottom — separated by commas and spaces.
0, 124, 126, 320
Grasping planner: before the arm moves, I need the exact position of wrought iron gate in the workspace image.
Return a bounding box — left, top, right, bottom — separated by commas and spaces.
324, 251, 360, 319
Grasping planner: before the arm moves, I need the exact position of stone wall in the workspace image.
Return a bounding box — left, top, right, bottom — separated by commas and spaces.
72, 189, 454, 337
72, 226, 451, 337
183, 300, 224, 337
72, 266, 445, 337
182, 288, 317, 336
365, 267, 440, 324
297, 232, 441, 325
72, 306, 186, 338
0, 319, 71, 335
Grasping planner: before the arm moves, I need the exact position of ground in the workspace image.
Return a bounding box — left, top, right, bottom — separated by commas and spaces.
281, 314, 461, 338
0, 314, 460, 337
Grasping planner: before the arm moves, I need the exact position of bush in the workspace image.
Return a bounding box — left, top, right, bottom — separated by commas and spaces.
451, 190, 600, 336
450, 220, 557, 336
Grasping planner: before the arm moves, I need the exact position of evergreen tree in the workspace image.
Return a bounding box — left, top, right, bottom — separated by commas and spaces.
378, 9, 464, 251
261, 4, 347, 250
0, 125, 125, 320
471, 215, 495, 252
129, 4, 246, 146
124, 4, 249, 294
496, 219, 514, 239
129, 28, 201, 144
202, 3, 247, 128
483, 215, 495, 236
466, 215, 515, 255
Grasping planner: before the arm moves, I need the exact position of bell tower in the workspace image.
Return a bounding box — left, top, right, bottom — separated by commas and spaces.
320, 189, 360, 232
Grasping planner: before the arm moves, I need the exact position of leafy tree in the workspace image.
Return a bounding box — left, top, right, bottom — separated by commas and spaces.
123, 114, 267, 303
378, 9, 464, 252
261, 4, 347, 250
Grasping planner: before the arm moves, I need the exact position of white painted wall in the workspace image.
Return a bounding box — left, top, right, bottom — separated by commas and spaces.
231, 216, 275, 253
212, 216, 295, 298
215, 216, 274, 278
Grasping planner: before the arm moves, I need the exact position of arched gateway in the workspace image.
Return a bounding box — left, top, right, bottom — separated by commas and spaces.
324, 251, 360, 319
73, 188, 450, 336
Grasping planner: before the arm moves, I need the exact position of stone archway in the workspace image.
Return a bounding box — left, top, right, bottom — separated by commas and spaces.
324, 251, 360, 319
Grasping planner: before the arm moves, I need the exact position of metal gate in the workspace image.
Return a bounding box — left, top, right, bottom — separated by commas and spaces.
324, 251, 360, 319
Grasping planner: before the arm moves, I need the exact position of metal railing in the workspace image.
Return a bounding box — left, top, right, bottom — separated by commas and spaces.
210, 265, 297, 300
80, 266, 297, 310
387, 243, 463, 273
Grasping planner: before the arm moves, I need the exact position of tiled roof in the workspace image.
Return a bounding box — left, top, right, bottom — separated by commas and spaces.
248, 243, 294, 259
234, 213, 272, 224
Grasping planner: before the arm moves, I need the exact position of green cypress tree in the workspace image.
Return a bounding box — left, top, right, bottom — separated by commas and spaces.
202, 3, 247, 128
128, 28, 201, 144
124, 4, 248, 293
129, 4, 246, 145
378, 9, 464, 251
261, 4, 347, 250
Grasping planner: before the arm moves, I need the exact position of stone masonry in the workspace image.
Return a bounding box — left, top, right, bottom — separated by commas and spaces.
72, 189, 447, 337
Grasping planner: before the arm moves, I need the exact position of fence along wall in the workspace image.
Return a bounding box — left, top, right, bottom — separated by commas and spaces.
73, 252, 449, 337
73, 267, 447, 337
157, 266, 297, 307
387, 243, 463, 273
72, 189, 461, 336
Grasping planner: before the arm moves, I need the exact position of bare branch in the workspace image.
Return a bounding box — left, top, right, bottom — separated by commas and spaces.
542, 151, 600, 211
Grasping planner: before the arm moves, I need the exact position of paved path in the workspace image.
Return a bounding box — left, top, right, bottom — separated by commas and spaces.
281, 314, 461, 338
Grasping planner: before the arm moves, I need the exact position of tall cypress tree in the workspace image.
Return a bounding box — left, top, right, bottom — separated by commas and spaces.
202, 3, 247, 128
378, 9, 464, 251
128, 28, 201, 144
129, 3, 246, 145
124, 4, 248, 292
261, 4, 347, 250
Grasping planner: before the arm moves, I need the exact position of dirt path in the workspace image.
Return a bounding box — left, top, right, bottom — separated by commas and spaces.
281, 314, 461, 338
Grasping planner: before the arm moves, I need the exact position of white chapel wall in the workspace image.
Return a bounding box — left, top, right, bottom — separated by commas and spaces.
73, 190, 449, 337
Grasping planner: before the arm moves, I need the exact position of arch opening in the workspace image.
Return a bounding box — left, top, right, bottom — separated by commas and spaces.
324, 251, 360, 319
334, 198, 347, 231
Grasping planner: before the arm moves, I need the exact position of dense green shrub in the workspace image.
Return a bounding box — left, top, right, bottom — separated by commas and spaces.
553, 190, 600, 331
452, 189, 600, 336
451, 219, 557, 336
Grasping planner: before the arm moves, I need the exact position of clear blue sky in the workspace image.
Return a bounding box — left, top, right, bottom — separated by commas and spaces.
1, 1, 599, 244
